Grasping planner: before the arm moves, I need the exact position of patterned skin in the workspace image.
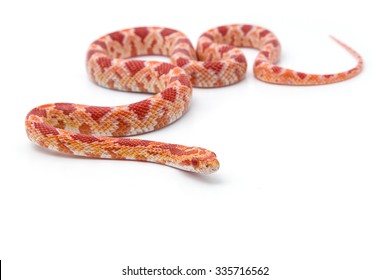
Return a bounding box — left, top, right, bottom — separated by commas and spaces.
25, 25, 363, 174
196, 25, 363, 85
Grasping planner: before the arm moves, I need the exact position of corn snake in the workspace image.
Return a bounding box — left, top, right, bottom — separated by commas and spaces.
25, 24, 363, 174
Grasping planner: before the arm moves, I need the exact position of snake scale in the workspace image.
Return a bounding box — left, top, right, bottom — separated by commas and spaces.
25, 24, 363, 174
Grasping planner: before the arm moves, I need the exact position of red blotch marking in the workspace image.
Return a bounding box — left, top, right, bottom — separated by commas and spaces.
116, 138, 151, 147
147, 39, 158, 55
217, 26, 228, 36
56, 119, 66, 129
296, 72, 307, 79
261, 51, 270, 58
267, 40, 279, 47
176, 57, 190, 67
175, 38, 192, 45
71, 134, 102, 143
219, 45, 234, 55
135, 80, 146, 92
324, 74, 334, 79
107, 79, 115, 89
271, 66, 282, 74
112, 118, 130, 137
241, 25, 252, 35
130, 41, 138, 57
191, 158, 199, 168
234, 54, 246, 63
85, 106, 111, 121
160, 87, 177, 102
172, 48, 191, 57
259, 30, 270, 37
155, 63, 176, 76
201, 42, 212, 52
86, 49, 104, 61
27, 108, 47, 119
134, 27, 149, 42
163, 144, 197, 156
201, 33, 214, 41
109, 31, 125, 45
169, 74, 191, 87
79, 123, 91, 135
54, 103, 76, 115
103, 146, 124, 159
254, 59, 266, 67
204, 62, 224, 75
93, 40, 107, 50
124, 60, 145, 75
160, 28, 177, 37
34, 122, 59, 136
181, 159, 191, 166
115, 71, 122, 79
130, 99, 152, 120
96, 57, 112, 72
164, 145, 185, 156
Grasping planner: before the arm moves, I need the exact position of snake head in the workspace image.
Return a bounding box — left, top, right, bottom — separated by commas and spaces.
197, 154, 220, 174
174, 148, 219, 174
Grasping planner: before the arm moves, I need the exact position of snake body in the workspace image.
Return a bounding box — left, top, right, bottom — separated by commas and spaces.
25, 25, 363, 174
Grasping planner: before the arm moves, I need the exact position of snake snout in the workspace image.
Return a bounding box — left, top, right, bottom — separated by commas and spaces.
201, 157, 220, 174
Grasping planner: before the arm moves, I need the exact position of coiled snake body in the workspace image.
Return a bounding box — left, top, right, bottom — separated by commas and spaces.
25, 25, 363, 174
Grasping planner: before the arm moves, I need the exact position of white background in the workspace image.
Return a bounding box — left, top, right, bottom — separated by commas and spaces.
1, 0, 389, 279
